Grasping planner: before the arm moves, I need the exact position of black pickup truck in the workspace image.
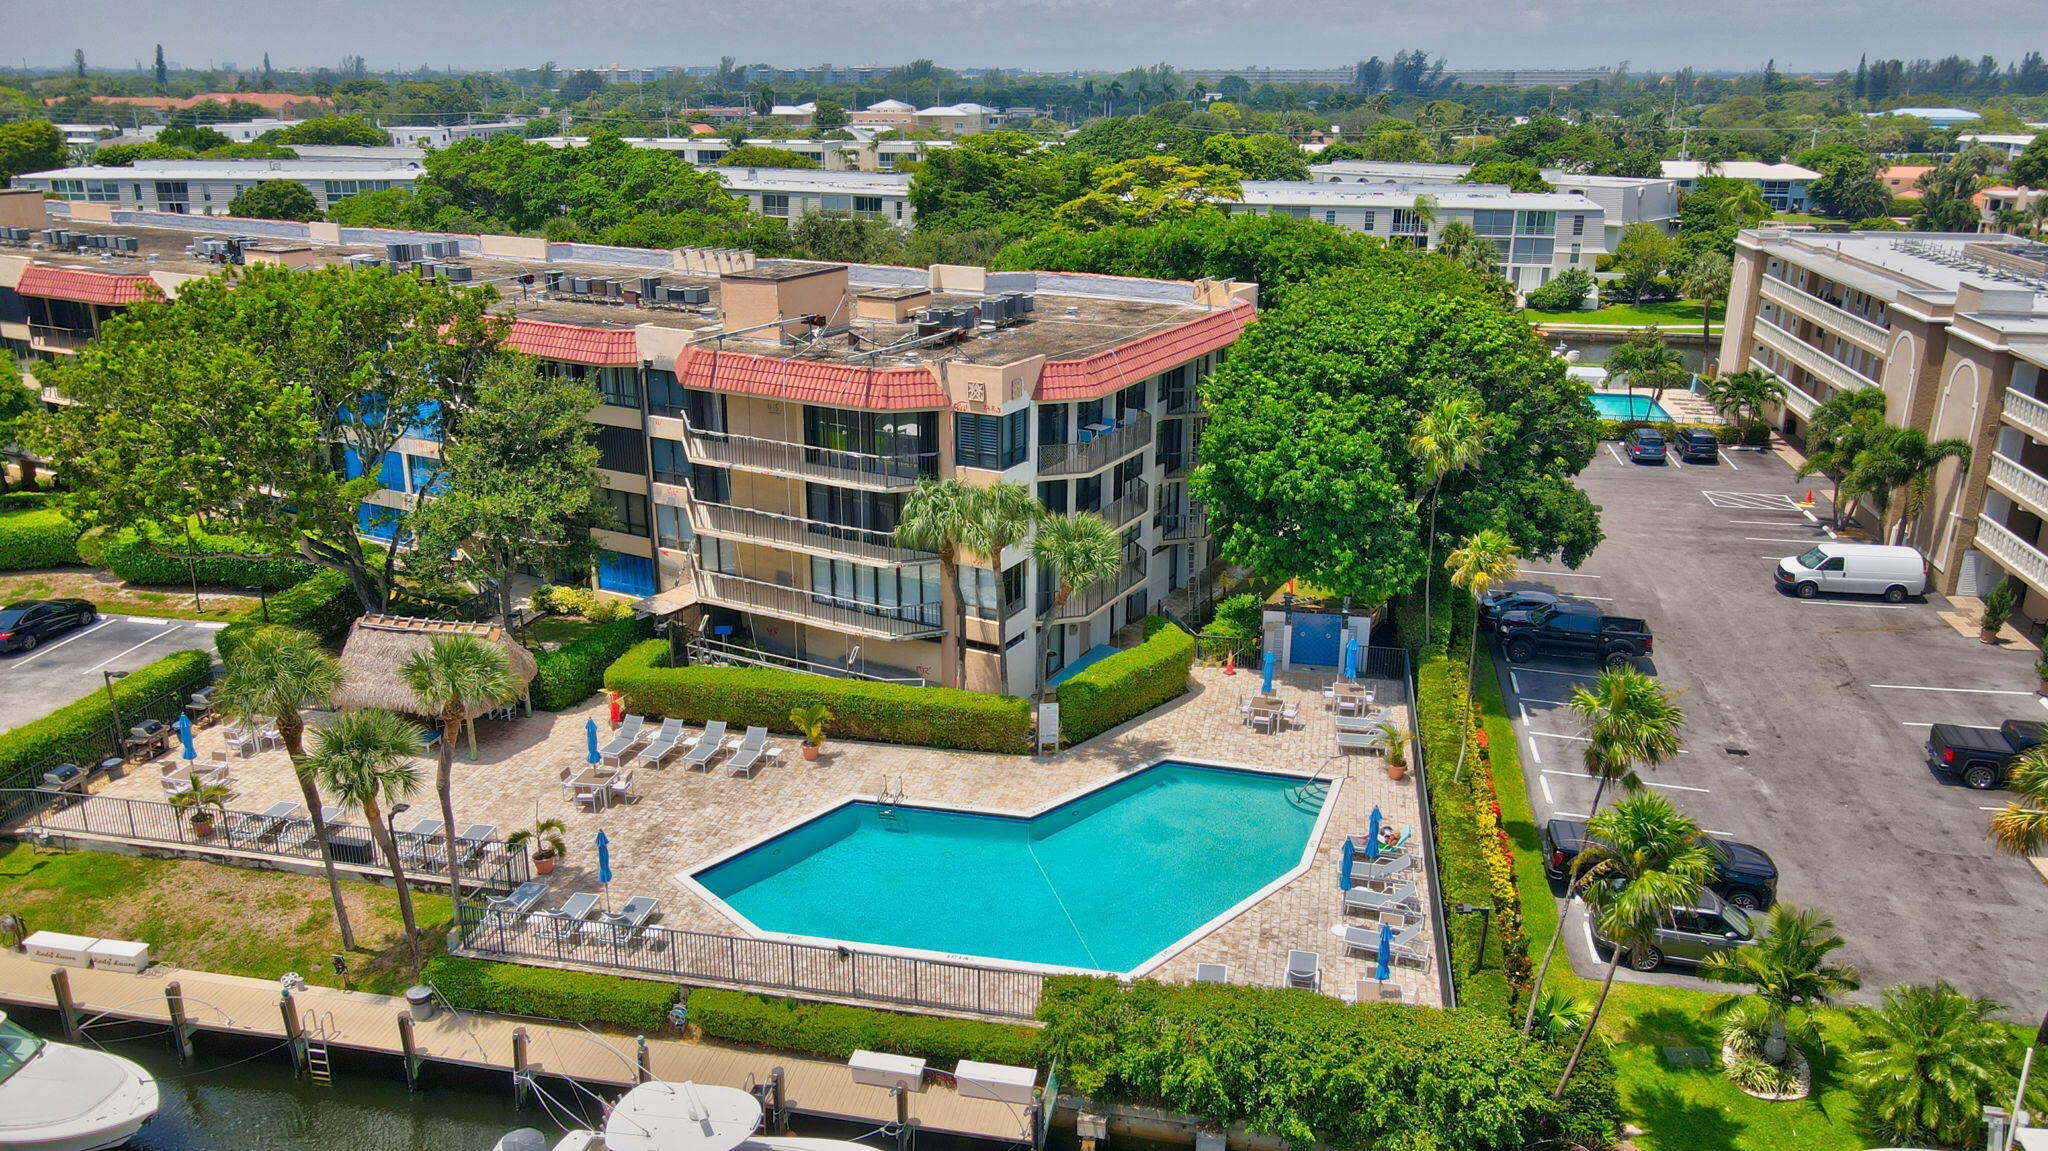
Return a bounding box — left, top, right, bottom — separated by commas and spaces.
1543, 818, 1779, 911
1927, 719, 2048, 790
1496, 602, 1654, 668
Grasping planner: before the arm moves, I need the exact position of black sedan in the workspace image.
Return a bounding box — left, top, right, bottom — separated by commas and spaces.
0, 599, 98, 654
1478, 588, 1560, 632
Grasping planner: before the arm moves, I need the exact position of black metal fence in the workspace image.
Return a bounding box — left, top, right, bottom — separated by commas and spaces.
0, 682, 204, 826
7, 788, 529, 892
456, 901, 1042, 1019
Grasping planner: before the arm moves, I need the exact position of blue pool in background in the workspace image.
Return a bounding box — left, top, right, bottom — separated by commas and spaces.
1588, 393, 1675, 421
693, 762, 1324, 972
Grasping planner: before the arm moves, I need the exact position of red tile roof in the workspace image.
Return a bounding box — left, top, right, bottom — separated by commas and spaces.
673, 346, 947, 410
1036, 300, 1253, 401
503, 318, 641, 366
14, 266, 157, 307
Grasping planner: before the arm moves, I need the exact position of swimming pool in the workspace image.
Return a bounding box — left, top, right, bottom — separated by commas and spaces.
1588, 393, 1674, 421
690, 762, 1330, 973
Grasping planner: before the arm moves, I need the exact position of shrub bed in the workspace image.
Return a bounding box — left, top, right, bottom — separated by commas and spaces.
0, 502, 81, 570
100, 527, 317, 589
216, 568, 365, 663
0, 648, 213, 789
1056, 615, 1195, 743
689, 989, 1042, 1067
422, 955, 679, 1032
1038, 975, 1619, 1151
531, 616, 653, 710
1595, 417, 1766, 446
604, 641, 1032, 754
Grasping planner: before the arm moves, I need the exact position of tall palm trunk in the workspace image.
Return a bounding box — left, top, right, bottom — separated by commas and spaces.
1555, 947, 1624, 1099
280, 715, 355, 949
938, 549, 966, 690
435, 715, 463, 908
1523, 855, 1588, 1034
361, 793, 420, 968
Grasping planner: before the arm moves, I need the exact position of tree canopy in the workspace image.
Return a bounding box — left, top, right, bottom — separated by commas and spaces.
717, 145, 822, 170
227, 179, 322, 222
1055, 156, 1242, 230
0, 120, 66, 180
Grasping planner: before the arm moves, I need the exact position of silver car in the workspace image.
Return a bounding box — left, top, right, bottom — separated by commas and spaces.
1594, 888, 1760, 971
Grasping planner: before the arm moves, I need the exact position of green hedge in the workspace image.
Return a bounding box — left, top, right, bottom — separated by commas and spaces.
216, 568, 365, 664
1039, 976, 1618, 1151
422, 955, 679, 1032
99, 527, 318, 589
604, 641, 1032, 754
0, 648, 213, 789
0, 504, 81, 571
1595, 417, 1766, 446
531, 616, 654, 710
689, 989, 1042, 1067
1055, 615, 1195, 744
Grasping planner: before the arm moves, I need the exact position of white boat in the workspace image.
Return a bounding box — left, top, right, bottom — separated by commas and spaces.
0, 1010, 159, 1151
496, 1082, 882, 1151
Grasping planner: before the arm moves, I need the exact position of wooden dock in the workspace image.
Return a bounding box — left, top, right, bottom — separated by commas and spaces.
0, 952, 1035, 1144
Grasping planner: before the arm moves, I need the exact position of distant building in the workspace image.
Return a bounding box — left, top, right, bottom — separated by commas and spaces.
530, 135, 952, 172
1442, 67, 1615, 88
714, 168, 914, 226
1660, 160, 1821, 212
1880, 165, 1934, 201
1866, 107, 1982, 129
1959, 133, 2038, 162
12, 159, 420, 214
1306, 159, 1677, 250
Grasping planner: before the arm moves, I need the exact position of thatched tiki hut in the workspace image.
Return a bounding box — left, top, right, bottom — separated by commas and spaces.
332, 616, 539, 740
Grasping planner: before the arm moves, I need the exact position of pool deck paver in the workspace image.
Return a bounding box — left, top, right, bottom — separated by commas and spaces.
54, 664, 1438, 1008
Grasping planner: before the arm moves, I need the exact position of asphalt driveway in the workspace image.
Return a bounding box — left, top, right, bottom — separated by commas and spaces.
0, 614, 220, 731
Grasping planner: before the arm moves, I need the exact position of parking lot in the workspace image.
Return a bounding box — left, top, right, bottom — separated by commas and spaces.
1499, 440, 2048, 1007
0, 614, 220, 731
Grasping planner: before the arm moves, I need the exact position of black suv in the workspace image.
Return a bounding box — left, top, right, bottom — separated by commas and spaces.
1543, 817, 1779, 910
0, 599, 97, 654
1624, 427, 1667, 463
1672, 428, 1719, 463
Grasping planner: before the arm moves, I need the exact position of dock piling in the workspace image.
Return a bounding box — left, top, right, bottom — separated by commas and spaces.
397, 1011, 421, 1092
768, 1066, 788, 1133
49, 968, 77, 1041
280, 989, 305, 1077
637, 1034, 652, 1083
512, 1027, 531, 1109
164, 981, 195, 1061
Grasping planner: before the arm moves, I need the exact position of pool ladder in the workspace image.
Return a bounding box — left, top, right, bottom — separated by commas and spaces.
1288, 761, 1335, 812
300, 1009, 335, 1085
877, 777, 910, 831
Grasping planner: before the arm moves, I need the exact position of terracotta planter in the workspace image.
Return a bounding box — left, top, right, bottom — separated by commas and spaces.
803, 744, 821, 762
1981, 627, 2001, 645
534, 855, 556, 876
1386, 760, 1407, 781
190, 816, 215, 839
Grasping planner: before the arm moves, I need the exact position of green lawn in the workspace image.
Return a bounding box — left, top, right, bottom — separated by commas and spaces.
1525, 300, 1724, 331
523, 614, 604, 648
1471, 650, 1870, 1151
0, 841, 450, 996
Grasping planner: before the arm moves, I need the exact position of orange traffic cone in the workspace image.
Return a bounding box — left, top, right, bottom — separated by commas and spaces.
1802, 490, 1814, 506
1224, 652, 1237, 675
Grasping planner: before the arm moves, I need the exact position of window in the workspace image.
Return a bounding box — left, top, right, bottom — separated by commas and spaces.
1038, 402, 1069, 448
1390, 209, 1427, 235
597, 551, 655, 597
596, 424, 647, 474
654, 503, 692, 550
953, 410, 1029, 470
805, 407, 937, 477
598, 366, 641, 408
49, 179, 84, 201
809, 556, 942, 624
1510, 237, 1554, 264
606, 490, 651, 537
878, 153, 896, 168
1515, 210, 1556, 234
651, 438, 689, 485
761, 194, 790, 217
1324, 209, 1337, 225
1571, 214, 1586, 237
1038, 479, 1068, 514
1156, 417, 1186, 471
406, 454, 447, 495
1569, 243, 1582, 265
807, 485, 903, 535
853, 196, 883, 217
697, 536, 737, 574
960, 563, 1027, 619
1360, 210, 1375, 231
649, 374, 724, 428
1472, 209, 1515, 237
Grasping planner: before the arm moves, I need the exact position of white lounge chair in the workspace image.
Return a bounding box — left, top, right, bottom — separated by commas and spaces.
1351, 854, 1414, 887
727, 727, 770, 778
1390, 923, 1432, 971
682, 720, 728, 769
632, 719, 686, 769
531, 892, 601, 943
1284, 949, 1320, 990
582, 895, 659, 946
1342, 882, 1419, 918
598, 716, 647, 764
485, 880, 550, 927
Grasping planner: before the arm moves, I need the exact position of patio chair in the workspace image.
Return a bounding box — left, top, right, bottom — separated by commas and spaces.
607, 770, 635, 807
682, 720, 728, 770
1194, 963, 1229, 984
632, 719, 686, 769
531, 892, 601, 943
727, 727, 770, 778
1331, 923, 1384, 956
598, 716, 647, 764
583, 895, 659, 946
1281, 703, 1301, 729
485, 880, 550, 928
1341, 882, 1418, 918
224, 725, 262, 757
1284, 949, 1321, 990
1390, 923, 1432, 971
1350, 854, 1414, 888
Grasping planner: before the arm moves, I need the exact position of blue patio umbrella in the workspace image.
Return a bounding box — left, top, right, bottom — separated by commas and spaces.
1339, 837, 1355, 891
175, 713, 196, 760
1342, 636, 1359, 680
1261, 650, 1276, 694
585, 718, 600, 764
596, 828, 613, 912
1375, 922, 1393, 982
1365, 806, 1382, 860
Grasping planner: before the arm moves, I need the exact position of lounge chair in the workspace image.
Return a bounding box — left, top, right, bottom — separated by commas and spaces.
682, 720, 728, 770
1284, 949, 1320, 990
1350, 854, 1414, 888
632, 719, 686, 769
1194, 963, 1229, 984
485, 880, 550, 927
531, 892, 601, 943
1390, 923, 1432, 971
598, 716, 647, 764
1342, 882, 1418, 918
1330, 923, 1382, 956
726, 727, 770, 778
582, 895, 659, 946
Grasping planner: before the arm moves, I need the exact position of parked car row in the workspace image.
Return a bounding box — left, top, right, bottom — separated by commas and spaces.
0, 599, 97, 654
1543, 816, 1779, 970
1623, 426, 1721, 465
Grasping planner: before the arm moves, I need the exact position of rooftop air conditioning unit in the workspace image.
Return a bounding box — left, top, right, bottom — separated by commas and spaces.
675, 285, 710, 305
602, 278, 623, 299
639, 275, 664, 299
440, 264, 474, 283
544, 271, 565, 293
569, 277, 590, 294
115, 236, 139, 252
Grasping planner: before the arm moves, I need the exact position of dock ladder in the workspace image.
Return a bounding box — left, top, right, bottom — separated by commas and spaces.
301, 1009, 335, 1085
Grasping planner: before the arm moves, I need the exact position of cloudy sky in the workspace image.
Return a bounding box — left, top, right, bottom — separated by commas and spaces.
9, 0, 2035, 76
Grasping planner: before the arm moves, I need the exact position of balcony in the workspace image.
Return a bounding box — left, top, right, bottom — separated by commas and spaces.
1988, 453, 2048, 522
1159, 507, 1207, 542
28, 324, 87, 355
1973, 514, 2048, 595
1097, 479, 1149, 530
691, 568, 944, 640
1047, 560, 1147, 622
1752, 317, 1879, 399
1747, 358, 1819, 419
1038, 411, 1153, 478
672, 485, 935, 567
675, 417, 936, 493
2003, 389, 2048, 444
1757, 276, 1888, 354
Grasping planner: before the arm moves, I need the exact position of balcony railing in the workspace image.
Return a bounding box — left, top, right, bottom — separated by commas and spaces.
1988, 454, 2048, 522
1047, 560, 1147, 622
28, 324, 87, 354
1974, 514, 2048, 594
1038, 411, 1153, 478
1753, 316, 1879, 398
676, 416, 936, 493
1160, 507, 1207, 542
1748, 358, 1819, 419
692, 567, 944, 640
674, 485, 934, 567
2003, 389, 2048, 445
1757, 275, 1888, 354
1097, 479, 1149, 529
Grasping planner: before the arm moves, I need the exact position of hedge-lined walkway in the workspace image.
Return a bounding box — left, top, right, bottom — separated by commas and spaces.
67, 664, 1432, 1005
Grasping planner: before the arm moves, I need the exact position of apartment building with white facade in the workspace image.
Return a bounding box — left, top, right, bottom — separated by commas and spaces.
532, 135, 953, 172
1661, 161, 1820, 212
714, 169, 915, 226
1302, 159, 1680, 251
0, 200, 1247, 693
1723, 227, 2048, 617
13, 158, 421, 214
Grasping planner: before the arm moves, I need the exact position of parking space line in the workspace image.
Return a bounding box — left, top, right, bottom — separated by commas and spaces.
1509, 671, 1521, 693
80, 625, 184, 674
1668, 454, 1684, 469
1870, 684, 2038, 696
1728, 519, 1811, 526
1608, 444, 1626, 466
1526, 737, 1542, 764
1900, 721, 1937, 728
1514, 569, 1603, 580
1718, 450, 1741, 470
1518, 697, 1574, 707
6, 617, 119, 668
1744, 536, 1829, 544
116, 615, 172, 626
1703, 830, 1734, 837
1541, 767, 1707, 790
1981, 806, 2008, 812
1540, 774, 1553, 803
1532, 730, 1693, 754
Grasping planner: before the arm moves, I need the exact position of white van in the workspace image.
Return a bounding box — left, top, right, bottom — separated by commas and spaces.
1774, 543, 1929, 602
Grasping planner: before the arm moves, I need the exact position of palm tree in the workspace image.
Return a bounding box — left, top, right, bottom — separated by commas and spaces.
1848, 982, 2013, 1148
308, 708, 429, 967
1989, 744, 2048, 857
1408, 397, 1488, 646
1030, 512, 1126, 699
961, 481, 1042, 694
1524, 985, 1593, 1044
1704, 369, 1785, 434
1553, 792, 1717, 1099
1715, 181, 1771, 229
1700, 904, 1858, 1067
216, 625, 354, 948
1604, 327, 1689, 405
1797, 388, 1888, 524
1840, 427, 1971, 544
896, 479, 981, 689
1444, 529, 1520, 781
400, 634, 515, 910
1679, 251, 1733, 342
1431, 220, 1500, 280
1105, 81, 1124, 117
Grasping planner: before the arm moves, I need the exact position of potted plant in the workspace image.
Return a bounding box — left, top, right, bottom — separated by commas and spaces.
791, 704, 834, 761
169, 773, 230, 838
1375, 722, 1409, 781
2036, 648, 2048, 696
507, 818, 569, 876
1981, 577, 2020, 644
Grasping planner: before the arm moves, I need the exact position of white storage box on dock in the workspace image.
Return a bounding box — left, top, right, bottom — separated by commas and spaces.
849, 1049, 927, 1092
88, 939, 152, 973
23, 931, 99, 967
953, 1060, 1036, 1104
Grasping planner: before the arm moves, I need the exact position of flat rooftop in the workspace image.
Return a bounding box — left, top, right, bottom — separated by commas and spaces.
19, 159, 425, 181
1238, 181, 1599, 210
1747, 229, 2048, 320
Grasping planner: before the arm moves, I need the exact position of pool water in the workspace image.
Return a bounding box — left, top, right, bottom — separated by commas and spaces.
1588, 393, 1674, 421
693, 762, 1324, 972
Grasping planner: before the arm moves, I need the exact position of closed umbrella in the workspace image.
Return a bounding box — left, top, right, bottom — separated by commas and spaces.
596, 828, 612, 912
1261, 650, 1276, 694
1376, 922, 1393, 983
175, 713, 196, 761
585, 718, 600, 765
1339, 837, 1355, 891
1342, 636, 1359, 680
1365, 806, 1382, 860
